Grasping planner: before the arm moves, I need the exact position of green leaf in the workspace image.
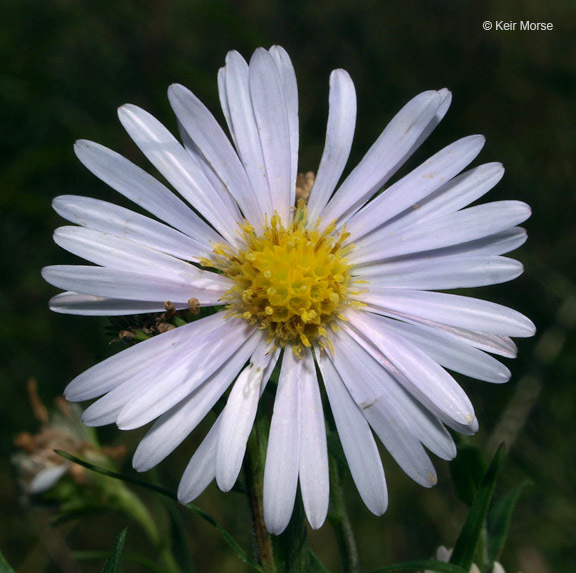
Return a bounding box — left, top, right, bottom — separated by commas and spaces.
449, 444, 505, 570
55, 450, 180, 499
182, 501, 265, 572
368, 559, 467, 572
55, 450, 265, 573
73, 550, 163, 572
161, 497, 196, 573
100, 527, 127, 573
487, 481, 530, 564
310, 550, 332, 573
0, 548, 16, 573
449, 444, 486, 505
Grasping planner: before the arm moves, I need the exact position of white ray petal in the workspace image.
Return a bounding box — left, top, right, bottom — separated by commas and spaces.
64, 313, 225, 401
298, 349, 329, 530
357, 255, 523, 290
216, 344, 280, 491
369, 162, 505, 236
328, 330, 439, 485
322, 89, 451, 225
249, 48, 293, 224
217, 67, 233, 141
118, 104, 241, 245
307, 69, 357, 222
269, 45, 299, 202
433, 326, 518, 358
133, 332, 263, 471
357, 288, 536, 337
49, 292, 171, 316
168, 82, 264, 228
354, 201, 531, 265
263, 350, 302, 534
177, 121, 244, 221
81, 356, 175, 427
328, 328, 457, 461
348, 135, 485, 241
343, 309, 478, 433
221, 50, 272, 222
177, 417, 221, 503
52, 226, 225, 283
315, 351, 388, 514
74, 140, 221, 246
116, 319, 255, 430
53, 195, 208, 261
42, 265, 227, 306
378, 316, 511, 383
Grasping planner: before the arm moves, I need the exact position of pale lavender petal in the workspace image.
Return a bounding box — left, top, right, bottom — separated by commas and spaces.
356, 227, 528, 266
49, 292, 171, 316
217, 67, 233, 139
52, 227, 230, 286
133, 332, 264, 471
177, 122, 243, 221
328, 330, 438, 486
298, 349, 329, 529
53, 195, 208, 261
348, 135, 485, 241
307, 69, 357, 222
269, 45, 299, 202
216, 343, 280, 491
343, 309, 478, 433
328, 328, 457, 461
357, 255, 523, 290
374, 316, 511, 383
353, 201, 531, 265
221, 51, 272, 221
74, 140, 221, 246
168, 82, 265, 228
42, 265, 227, 306
81, 356, 173, 427
249, 48, 292, 223
263, 350, 302, 534
315, 350, 388, 514
322, 89, 450, 225
118, 104, 241, 245
357, 289, 536, 337
116, 319, 255, 430
64, 313, 225, 401
437, 326, 518, 358
375, 162, 505, 235
177, 417, 221, 503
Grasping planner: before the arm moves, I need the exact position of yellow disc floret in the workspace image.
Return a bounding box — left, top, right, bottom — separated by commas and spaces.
204, 202, 358, 355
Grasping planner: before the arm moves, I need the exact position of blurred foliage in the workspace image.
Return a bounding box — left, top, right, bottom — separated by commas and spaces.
1, 0, 575, 571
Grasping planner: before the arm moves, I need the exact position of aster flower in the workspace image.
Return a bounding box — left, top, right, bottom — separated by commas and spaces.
42, 46, 535, 534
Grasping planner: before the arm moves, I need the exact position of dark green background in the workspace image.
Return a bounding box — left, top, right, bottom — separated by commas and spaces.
1, 0, 574, 571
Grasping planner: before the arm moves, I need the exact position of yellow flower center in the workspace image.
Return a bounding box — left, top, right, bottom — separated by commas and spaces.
205, 202, 357, 355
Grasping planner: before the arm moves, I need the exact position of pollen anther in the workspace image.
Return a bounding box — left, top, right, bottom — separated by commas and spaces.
203, 202, 357, 355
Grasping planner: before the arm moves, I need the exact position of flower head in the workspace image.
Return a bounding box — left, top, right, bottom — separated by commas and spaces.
43, 46, 535, 534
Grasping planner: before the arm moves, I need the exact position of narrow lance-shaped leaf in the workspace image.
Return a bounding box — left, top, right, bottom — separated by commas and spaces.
100, 527, 127, 573
487, 481, 531, 564
449, 444, 486, 505
55, 450, 266, 573
449, 444, 505, 569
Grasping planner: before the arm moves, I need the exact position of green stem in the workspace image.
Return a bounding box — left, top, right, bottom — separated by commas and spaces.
328, 456, 360, 573
245, 422, 276, 573
113, 482, 180, 573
